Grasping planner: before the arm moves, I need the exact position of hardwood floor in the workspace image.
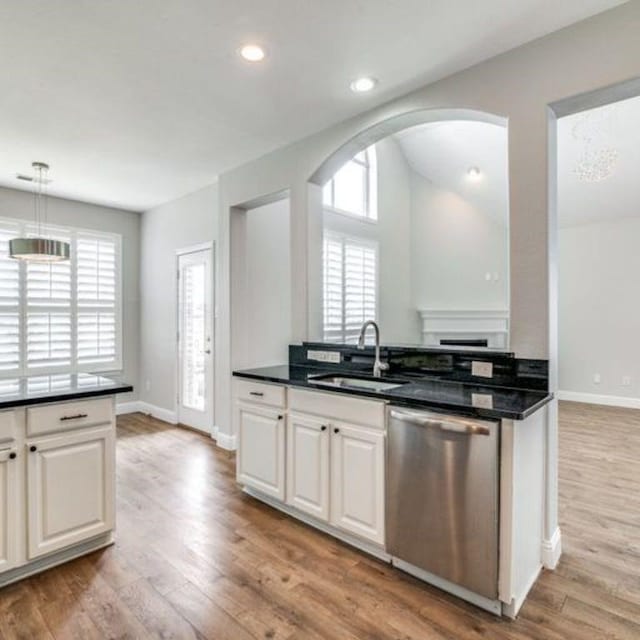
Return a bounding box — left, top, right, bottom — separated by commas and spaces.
1, 402, 639, 639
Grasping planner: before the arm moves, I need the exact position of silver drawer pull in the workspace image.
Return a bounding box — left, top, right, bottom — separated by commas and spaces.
249, 391, 264, 397
60, 413, 88, 421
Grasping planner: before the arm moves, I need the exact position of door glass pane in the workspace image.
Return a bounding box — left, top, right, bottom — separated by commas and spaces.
181, 262, 206, 411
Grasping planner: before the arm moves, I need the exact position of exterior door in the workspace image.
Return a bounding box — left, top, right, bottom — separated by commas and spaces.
286, 412, 330, 521
177, 247, 214, 433
330, 422, 385, 545
27, 426, 115, 559
0, 448, 19, 572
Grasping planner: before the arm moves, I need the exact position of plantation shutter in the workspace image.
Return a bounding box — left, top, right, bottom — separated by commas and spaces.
0, 221, 20, 373
76, 232, 119, 367
323, 232, 377, 343
344, 240, 377, 342
25, 225, 72, 369
0, 216, 121, 377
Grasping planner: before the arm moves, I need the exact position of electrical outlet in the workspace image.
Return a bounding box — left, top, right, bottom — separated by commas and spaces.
622, 376, 632, 387
471, 361, 493, 378
472, 393, 494, 409
593, 373, 601, 384
307, 350, 341, 364
145, 379, 151, 392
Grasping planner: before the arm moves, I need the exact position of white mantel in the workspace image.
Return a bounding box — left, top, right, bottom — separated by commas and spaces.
418, 309, 509, 349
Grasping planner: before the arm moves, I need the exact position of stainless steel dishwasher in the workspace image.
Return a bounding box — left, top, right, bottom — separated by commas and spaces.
386, 407, 499, 600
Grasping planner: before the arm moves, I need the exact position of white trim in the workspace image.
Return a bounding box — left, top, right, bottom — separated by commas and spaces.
175, 241, 214, 256
115, 401, 141, 415
557, 390, 640, 409
213, 427, 237, 450
392, 557, 503, 616
136, 401, 178, 425
243, 487, 389, 561
502, 566, 543, 620
542, 526, 562, 569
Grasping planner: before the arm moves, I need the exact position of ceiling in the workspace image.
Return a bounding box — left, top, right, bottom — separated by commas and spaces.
558, 94, 640, 227
0, 1, 625, 212
394, 121, 509, 224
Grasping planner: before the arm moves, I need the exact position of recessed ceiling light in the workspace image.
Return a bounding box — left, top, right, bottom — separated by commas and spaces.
350, 77, 378, 93
467, 166, 482, 181
240, 44, 266, 62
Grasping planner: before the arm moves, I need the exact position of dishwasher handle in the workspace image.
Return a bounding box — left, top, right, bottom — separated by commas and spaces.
389, 409, 491, 436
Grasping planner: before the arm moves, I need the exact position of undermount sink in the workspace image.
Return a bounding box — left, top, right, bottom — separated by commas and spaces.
307, 374, 404, 392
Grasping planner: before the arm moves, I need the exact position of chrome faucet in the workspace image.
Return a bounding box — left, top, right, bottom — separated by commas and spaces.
357, 320, 389, 378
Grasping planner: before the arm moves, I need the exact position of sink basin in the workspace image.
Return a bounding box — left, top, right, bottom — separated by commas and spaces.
307, 374, 403, 392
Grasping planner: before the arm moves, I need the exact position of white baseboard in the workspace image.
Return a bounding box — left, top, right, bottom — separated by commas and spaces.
134, 401, 178, 425
502, 565, 542, 620
115, 401, 141, 415
213, 426, 237, 451
558, 390, 640, 409
117, 405, 235, 447
542, 527, 562, 570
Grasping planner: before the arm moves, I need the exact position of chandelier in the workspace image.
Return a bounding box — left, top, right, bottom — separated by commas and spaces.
9, 162, 70, 262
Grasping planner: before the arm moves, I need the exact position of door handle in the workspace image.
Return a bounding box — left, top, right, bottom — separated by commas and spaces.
203, 349, 211, 354
60, 413, 88, 422
389, 410, 490, 436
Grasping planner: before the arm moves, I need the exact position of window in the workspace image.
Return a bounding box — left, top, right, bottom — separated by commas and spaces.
323, 146, 377, 220
0, 217, 121, 377
323, 232, 377, 343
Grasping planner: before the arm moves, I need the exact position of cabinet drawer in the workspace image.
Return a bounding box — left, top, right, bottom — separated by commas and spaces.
27, 398, 113, 438
0, 411, 16, 446
233, 379, 285, 408
289, 388, 385, 430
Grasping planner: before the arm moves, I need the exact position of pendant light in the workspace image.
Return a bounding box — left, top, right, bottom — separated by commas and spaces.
9, 162, 70, 262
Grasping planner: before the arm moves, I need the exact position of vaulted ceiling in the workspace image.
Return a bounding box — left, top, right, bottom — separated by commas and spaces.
0, 0, 625, 211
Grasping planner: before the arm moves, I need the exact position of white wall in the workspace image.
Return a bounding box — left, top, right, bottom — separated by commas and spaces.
215, 3, 640, 556
559, 217, 640, 401
244, 199, 291, 367
410, 174, 509, 311
139, 184, 218, 413
0, 186, 140, 403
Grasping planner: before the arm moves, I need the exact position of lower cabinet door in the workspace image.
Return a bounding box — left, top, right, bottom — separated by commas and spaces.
27, 426, 115, 560
236, 403, 285, 500
0, 448, 19, 573
330, 422, 385, 545
286, 413, 330, 521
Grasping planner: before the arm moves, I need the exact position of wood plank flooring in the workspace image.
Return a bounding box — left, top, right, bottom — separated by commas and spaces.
1, 401, 639, 639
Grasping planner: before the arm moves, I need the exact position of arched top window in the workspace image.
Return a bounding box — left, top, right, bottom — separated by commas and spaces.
322, 146, 377, 221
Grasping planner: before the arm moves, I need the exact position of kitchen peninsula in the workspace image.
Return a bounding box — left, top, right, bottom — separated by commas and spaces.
0, 374, 132, 587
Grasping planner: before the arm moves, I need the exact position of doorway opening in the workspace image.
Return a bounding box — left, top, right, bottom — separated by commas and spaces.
549, 78, 640, 574
230, 192, 292, 370
177, 244, 214, 433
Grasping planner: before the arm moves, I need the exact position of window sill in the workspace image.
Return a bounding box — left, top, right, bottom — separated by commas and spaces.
323, 206, 378, 225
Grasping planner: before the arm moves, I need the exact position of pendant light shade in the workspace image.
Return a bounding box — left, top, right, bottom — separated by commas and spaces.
9, 237, 70, 262
9, 162, 71, 262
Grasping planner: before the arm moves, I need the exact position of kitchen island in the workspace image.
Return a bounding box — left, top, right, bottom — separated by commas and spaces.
233, 343, 553, 617
0, 374, 132, 588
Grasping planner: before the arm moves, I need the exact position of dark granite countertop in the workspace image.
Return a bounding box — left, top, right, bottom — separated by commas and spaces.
0, 374, 133, 409
233, 364, 552, 421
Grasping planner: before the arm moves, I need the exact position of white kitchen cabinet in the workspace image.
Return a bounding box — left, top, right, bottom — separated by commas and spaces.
286, 412, 330, 521
0, 448, 19, 572
236, 402, 286, 500
330, 422, 385, 545
26, 425, 115, 560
